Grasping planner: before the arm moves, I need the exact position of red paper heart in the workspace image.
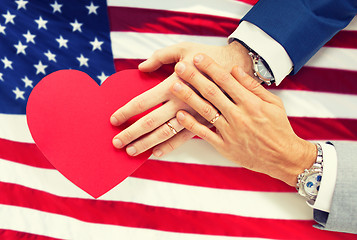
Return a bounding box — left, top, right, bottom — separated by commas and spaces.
26, 69, 163, 198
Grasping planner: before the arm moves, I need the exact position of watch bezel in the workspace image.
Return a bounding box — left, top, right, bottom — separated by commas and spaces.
298, 168, 323, 200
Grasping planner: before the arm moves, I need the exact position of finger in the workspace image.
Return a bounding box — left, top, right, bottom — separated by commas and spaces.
112, 101, 178, 148
152, 129, 196, 158
171, 80, 227, 128
110, 80, 170, 126
125, 118, 184, 156
138, 44, 183, 72
176, 111, 223, 147
174, 61, 235, 116
231, 66, 283, 106
191, 53, 254, 104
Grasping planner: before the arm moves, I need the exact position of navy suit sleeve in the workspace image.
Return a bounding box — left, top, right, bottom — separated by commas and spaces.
242, 0, 357, 74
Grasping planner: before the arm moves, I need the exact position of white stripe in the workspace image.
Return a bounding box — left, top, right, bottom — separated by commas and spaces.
110, 32, 357, 71
273, 90, 357, 119
107, 0, 251, 20
0, 159, 313, 220
0, 114, 33, 143
0, 205, 269, 240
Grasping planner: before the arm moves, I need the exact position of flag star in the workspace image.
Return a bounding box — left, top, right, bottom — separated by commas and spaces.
22, 76, 33, 88
2, 11, 16, 25
0, 24, 5, 35
0, 72, 3, 81
35, 16, 48, 30
15, 0, 29, 10
23, 30, 36, 43
34, 61, 48, 75
70, 19, 83, 32
90, 37, 103, 51
97, 72, 108, 84
86, 2, 99, 15
56, 35, 68, 48
1, 57, 13, 69
13, 87, 25, 100
14, 41, 28, 55
76, 54, 89, 67
50, 1, 63, 13
44, 50, 56, 62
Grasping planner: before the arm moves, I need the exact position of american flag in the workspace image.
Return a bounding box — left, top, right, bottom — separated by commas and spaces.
1, 0, 357, 239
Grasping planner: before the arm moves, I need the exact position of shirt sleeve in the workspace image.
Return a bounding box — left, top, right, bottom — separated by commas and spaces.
228, 21, 293, 85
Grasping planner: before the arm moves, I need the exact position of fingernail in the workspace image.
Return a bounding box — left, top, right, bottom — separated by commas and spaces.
177, 112, 186, 121
113, 138, 123, 148
175, 62, 185, 74
194, 54, 203, 63
237, 67, 246, 77
126, 146, 137, 156
110, 116, 119, 126
173, 82, 182, 92
153, 149, 163, 157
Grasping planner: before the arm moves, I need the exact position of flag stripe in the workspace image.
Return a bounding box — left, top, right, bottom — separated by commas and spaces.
110, 32, 357, 72
1, 183, 356, 240
0, 160, 313, 220
0, 230, 60, 240
108, 6, 357, 49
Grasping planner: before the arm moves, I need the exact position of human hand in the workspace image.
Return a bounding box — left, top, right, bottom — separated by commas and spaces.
111, 41, 253, 158
171, 54, 317, 186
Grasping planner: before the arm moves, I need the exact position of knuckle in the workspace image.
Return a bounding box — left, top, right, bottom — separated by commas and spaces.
201, 104, 213, 117
161, 127, 172, 138
187, 70, 196, 82
183, 90, 193, 102
166, 141, 175, 152
137, 140, 149, 152
142, 117, 156, 129
203, 85, 217, 98
246, 78, 261, 91
134, 98, 146, 112
216, 72, 231, 85
122, 130, 133, 143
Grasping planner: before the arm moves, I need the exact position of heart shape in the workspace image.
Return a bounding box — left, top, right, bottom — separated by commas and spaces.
26, 69, 164, 198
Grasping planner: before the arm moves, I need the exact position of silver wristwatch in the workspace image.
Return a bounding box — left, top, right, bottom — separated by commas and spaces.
234, 39, 275, 86
296, 143, 323, 204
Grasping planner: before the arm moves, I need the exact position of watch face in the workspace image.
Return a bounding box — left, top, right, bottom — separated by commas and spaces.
303, 173, 322, 197
256, 59, 273, 80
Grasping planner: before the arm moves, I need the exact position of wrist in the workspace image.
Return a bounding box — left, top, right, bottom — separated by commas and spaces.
226, 41, 254, 77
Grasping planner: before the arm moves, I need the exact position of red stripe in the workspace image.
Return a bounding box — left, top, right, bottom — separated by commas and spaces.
0, 230, 60, 240
108, 7, 357, 49
1, 182, 356, 239
290, 117, 357, 141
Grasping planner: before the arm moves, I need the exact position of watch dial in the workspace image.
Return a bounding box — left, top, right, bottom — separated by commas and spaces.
303, 173, 322, 196
257, 59, 273, 79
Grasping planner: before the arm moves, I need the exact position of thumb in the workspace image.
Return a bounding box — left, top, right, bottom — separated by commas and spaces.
232, 66, 281, 105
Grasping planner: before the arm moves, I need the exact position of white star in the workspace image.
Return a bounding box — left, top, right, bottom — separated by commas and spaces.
22, 76, 33, 88
35, 16, 48, 30
14, 41, 28, 55
76, 54, 89, 67
70, 19, 83, 32
0, 72, 3, 81
2, 11, 16, 25
15, 0, 28, 10
34, 61, 48, 75
56, 35, 68, 48
97, 72, 108, 84
86, 2, 99, 15
90, 37, 103, 51
44, 50, 56, 62
13, 87, 25, 100
1, 57, 13, 69
23, 30, 36, 44
50, 1, 63, 13
0, 24, 5, 35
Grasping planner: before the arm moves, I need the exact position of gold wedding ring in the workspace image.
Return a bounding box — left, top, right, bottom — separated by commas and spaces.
166, 121, 178, 135
209, 112, 221, 124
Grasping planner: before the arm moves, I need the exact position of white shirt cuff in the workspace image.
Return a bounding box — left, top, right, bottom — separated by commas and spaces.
307, 142, 337, 212
228, 21, 293, 85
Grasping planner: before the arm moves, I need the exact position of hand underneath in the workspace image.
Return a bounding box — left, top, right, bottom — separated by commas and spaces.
110, 41, 253, 158
171, 54, 317, 186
